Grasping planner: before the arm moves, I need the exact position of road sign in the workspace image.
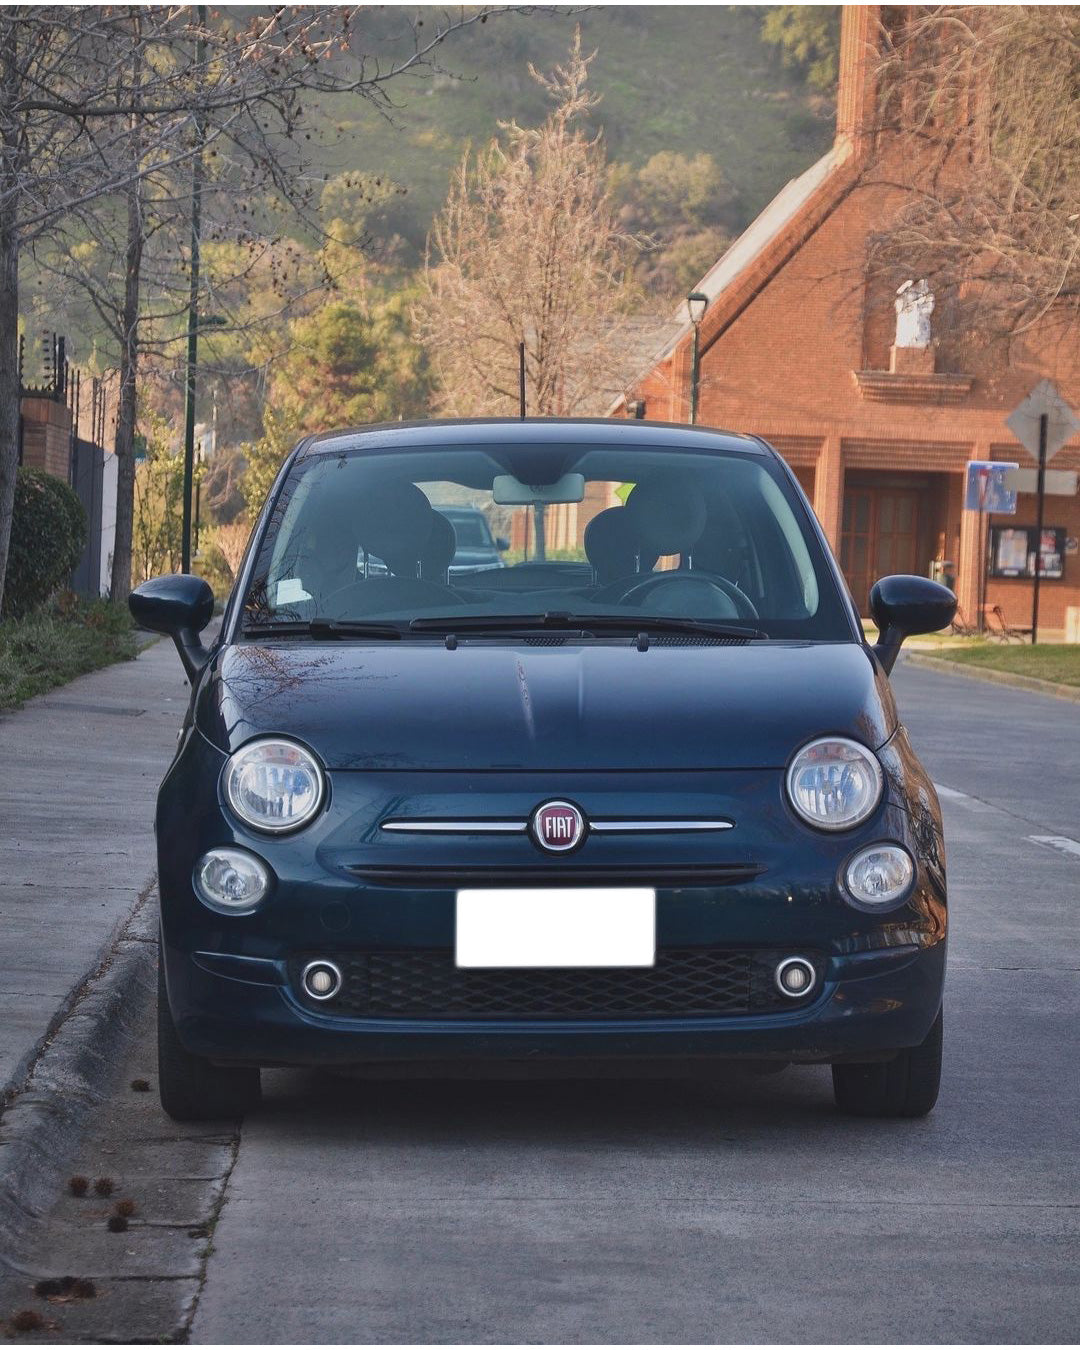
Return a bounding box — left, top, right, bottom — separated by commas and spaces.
964, 461, 1018, 514
1004, 467, 1078, 496
1006, 379, 1080, 462
1005, 380, 1080, 643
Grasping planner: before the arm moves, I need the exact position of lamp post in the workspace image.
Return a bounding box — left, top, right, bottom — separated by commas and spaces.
686, 291, 708, 425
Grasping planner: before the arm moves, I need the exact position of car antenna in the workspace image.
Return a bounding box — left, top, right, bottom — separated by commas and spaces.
519, 340, 526, 420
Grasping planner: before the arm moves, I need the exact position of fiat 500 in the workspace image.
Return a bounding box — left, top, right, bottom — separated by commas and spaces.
132, 419, 956, 1122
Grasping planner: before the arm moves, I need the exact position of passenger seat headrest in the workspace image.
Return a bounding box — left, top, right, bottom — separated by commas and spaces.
584, 507, 658, 585
625, 474, 707, 557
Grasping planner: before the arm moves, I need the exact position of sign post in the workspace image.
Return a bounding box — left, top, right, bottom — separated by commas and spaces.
964, 462, 1017, 634
1006, 380, 1080, 644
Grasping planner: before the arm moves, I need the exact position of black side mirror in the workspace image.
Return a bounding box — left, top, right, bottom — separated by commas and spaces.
129, 574, 215, 681
495, 536, 510, 552
869, 574, 957, 674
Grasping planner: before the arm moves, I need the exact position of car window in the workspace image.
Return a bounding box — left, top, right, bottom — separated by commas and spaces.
242, 442, 852, 640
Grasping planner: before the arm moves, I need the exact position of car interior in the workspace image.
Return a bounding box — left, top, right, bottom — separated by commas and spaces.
245, 444, 850, 639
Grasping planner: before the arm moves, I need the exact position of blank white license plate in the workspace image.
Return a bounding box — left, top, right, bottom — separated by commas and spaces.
455, 888, 656, 969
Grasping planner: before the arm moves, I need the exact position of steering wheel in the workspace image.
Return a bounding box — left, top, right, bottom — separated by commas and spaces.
599, 569, 759, 621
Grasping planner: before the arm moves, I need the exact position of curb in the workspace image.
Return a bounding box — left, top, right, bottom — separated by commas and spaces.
0, 889, 158, 1273
901, 651, 1080, 703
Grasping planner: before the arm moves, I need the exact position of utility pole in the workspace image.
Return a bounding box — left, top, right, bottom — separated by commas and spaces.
180, 4, 206, 574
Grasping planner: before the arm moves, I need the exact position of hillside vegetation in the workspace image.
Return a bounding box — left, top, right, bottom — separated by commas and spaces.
313, 6, 834, 263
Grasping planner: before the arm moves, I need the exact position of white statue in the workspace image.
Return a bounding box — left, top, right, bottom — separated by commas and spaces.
894, 278, 934, 348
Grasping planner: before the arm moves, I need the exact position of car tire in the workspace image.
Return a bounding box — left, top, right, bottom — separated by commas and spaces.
831, 1007, 942, 1119
157, 952, 261, 1122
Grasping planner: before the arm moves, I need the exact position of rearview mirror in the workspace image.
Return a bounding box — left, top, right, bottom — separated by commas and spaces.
129, 574, 214, 681
493, 472, 585, 506
869, 574, 957, 675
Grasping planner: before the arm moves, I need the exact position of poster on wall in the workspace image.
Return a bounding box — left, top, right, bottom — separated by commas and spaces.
990, 526, 1066, 579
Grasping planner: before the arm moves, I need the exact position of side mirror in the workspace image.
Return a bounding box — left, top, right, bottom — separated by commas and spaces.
129, 574, 214, 681
869, 574, 957, 675
495, 536, 510, 552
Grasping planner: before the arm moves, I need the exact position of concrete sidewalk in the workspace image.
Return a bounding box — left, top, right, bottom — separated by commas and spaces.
0, 636, 188, 1098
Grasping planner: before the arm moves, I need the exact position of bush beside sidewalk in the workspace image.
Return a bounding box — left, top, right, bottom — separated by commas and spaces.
0, 595, 138, 712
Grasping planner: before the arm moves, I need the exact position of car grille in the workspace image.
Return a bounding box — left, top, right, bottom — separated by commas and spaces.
290, 948, 822, 1020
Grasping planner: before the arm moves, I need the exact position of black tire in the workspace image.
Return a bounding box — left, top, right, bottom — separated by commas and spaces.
832, 1007, 942, 1119
157, 951, 261, 1122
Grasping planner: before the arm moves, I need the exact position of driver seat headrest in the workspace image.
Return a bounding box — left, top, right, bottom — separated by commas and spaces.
625, 473, 707, 558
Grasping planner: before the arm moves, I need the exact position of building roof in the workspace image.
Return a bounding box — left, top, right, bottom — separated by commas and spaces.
609, 140, 853, 413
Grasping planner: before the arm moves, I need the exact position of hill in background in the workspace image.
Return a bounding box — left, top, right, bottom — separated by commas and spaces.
316, 6, 835, 272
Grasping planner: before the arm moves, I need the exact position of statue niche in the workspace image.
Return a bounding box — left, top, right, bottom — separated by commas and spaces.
890, 279, 936, 374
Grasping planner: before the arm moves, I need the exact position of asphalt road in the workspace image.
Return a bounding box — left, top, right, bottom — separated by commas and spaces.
190, 659, 1080, 1344
3, 659, 1078, 1343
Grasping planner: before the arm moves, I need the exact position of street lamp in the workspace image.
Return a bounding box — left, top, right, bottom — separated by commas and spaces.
181, 313, 226, 573
686, 291, 708, 425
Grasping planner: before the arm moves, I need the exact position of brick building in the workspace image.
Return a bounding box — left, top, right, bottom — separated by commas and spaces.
612, 5, 1080, 632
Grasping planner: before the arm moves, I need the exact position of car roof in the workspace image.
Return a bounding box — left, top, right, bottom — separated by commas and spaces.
297, 418, 771, 459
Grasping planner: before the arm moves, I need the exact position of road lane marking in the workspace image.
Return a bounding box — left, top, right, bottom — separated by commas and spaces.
932, 783, 1000, 813
1028, 835, 1080, 861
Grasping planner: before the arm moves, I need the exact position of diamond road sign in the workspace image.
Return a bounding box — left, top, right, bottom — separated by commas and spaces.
1006, 379, 1080, 462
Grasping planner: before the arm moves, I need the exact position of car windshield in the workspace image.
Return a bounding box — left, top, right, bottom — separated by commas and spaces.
241, 440, 852, 640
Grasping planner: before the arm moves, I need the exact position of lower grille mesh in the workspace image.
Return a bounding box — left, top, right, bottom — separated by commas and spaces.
291, 948, 820, 1020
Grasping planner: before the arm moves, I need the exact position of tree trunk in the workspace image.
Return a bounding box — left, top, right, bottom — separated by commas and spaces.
0, 198, 19, 620
109, 178, 143, 601
0, 23, 21, 619
109, 29, 144, 604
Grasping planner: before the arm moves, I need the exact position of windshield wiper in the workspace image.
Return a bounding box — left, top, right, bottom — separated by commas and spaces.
409, 612, 766, 641
242, 619, 403, 640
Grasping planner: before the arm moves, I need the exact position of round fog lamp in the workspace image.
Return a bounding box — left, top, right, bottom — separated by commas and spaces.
844, 844, 914, 908
194, 848, 270, 915
775, 957, 817, 998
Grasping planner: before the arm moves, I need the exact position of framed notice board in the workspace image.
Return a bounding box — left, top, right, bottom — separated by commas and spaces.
989, 526, 1065, 579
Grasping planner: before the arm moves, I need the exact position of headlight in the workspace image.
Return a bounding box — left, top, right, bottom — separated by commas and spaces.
786, 736, 883, 831
223, 737, 325, 833
194, 847, 271, 914
844, 844, 914, 908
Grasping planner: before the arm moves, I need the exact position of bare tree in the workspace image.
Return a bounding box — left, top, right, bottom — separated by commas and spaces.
415, 31, 642, 419
865, 5, 1080, 342
0, 5, 510, 612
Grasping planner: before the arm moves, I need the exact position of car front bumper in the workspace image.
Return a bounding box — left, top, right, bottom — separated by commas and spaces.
158, 749, 947, 1071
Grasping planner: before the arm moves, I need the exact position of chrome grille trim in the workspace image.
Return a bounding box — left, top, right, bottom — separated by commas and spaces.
589, 820, 734, 833
380, 817, 734, 835
380, 820, 527, 834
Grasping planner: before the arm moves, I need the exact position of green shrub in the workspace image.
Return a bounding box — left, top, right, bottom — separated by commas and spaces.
2, 469, 88, 619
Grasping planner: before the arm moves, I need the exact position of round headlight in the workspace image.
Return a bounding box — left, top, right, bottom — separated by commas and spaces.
786, 736, 883, 831
844, 844, 914, 908
223, 737, 324, 833
194, 847, 271, 914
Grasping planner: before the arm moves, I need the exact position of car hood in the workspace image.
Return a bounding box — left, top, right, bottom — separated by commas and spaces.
195, 639, 895, 772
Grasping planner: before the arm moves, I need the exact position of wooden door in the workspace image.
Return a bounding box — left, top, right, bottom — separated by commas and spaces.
841, 488, 920, 614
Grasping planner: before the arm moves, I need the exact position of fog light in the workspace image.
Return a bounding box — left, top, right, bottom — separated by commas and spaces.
775, 956, 816, 998
845, 844, 915, 907
301, 960, 342, 1001
193, 848, 270, 915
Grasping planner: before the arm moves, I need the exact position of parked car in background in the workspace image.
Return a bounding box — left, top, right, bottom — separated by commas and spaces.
437, 505, 509, 577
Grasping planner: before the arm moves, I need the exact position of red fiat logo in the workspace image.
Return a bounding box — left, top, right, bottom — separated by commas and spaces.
531, 800, 586, 853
